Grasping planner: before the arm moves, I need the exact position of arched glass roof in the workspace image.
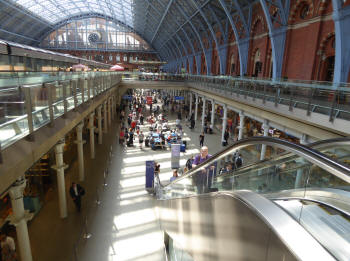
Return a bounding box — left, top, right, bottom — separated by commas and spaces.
12, 0, 134, 26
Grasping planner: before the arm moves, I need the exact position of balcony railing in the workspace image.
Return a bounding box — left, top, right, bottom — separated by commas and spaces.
0, 72, 121, 150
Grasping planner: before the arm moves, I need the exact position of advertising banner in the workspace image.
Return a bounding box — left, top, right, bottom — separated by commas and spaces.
174, 96, 184, 101
171, 144, 181, 169
145, 160, 155, 189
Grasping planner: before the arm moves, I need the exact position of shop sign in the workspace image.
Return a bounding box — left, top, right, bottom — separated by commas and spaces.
171, 144, 181, 169
145, 161, 155, 189
146, 96, 153, 105
174, 96, 184, 100
122, 95, 132, 101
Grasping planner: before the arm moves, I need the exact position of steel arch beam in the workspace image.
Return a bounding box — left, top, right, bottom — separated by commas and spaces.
189, 0, 224, 74
218, 0, 250, 76
332, 0, 350, 85
260, 0, 289, 80
208, 5, 226, 41
150, 0, 175, 43
174, 3, 210, 75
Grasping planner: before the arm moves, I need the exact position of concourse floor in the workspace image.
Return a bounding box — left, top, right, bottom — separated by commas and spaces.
28, 106, 227, 261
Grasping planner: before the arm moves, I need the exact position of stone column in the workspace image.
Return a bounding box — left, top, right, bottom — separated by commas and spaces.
75, 122, 86, 181
52, 139, 68, 218
107, 98, 112, 127
9, 178, 33, 261
238, 111, 245, 140
103, 101, 108, 133
97, 106, 103, 145
260, 120, 269, 160
201, 97, 206, 128
211, 100, 215, 127
189, 93, 193, 116
88, 113, 95, 159
221, 105, 227, 143
194, 94, 199, 121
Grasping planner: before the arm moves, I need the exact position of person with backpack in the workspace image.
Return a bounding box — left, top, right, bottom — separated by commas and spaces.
192, 146, 216, 193
235, 154, 243, 169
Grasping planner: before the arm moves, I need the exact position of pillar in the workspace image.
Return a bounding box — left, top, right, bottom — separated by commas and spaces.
88, 113, 95, 159
189, 93, 193, 117
52, 139, 68, 218
238, 111, 245, 140
195, 94, 199, 121
97, 106, 103, 145
9, 178, 33, 261
221, 105, 227, 143
211, 100, 215, 127
107, 98, 112, 127
260, 120, 269, 160
103, 101, 108, 133
201, 97, 206, 127
75, 122, 86, 182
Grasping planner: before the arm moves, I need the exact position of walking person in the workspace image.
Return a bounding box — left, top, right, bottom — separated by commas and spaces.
138, 131, 144, 149
199, 132, 205, 148
0, 233, 16, 261
69, 182, 85, 212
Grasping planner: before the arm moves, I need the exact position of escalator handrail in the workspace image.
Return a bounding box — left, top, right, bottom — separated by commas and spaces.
163, 137, 350, 188
217, 137, 350, 180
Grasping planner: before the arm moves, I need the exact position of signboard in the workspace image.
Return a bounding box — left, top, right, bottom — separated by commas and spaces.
122, 95, 132, 101
146, 96, 153, 105
174, 96, 184, 101
171, 144, 181, 169
145, 161, 155, 189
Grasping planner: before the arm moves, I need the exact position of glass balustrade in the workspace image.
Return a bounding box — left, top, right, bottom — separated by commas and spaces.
0, 72, 121, 149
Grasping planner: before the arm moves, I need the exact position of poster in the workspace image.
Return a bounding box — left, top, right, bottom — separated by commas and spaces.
146, 96, 153, 105
171, 144, 181, 169
145, 160, 155, 189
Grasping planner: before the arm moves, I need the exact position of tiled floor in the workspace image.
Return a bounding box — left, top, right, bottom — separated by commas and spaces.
28, 102, 226, 261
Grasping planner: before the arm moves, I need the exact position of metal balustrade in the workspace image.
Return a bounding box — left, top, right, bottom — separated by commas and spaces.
0, 72, 121, 149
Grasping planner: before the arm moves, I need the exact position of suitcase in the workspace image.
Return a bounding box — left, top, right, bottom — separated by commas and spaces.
180, 144, 186, 152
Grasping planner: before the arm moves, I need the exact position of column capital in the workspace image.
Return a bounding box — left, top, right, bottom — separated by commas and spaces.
55, 139, 65, 151
76, 122, 84, 131
9, 177, 26, 200
97, 105, 102, 113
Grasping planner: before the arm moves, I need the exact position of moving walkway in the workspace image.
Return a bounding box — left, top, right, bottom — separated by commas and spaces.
156, 137, 350, 261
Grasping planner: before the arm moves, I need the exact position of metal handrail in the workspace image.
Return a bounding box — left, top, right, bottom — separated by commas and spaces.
164, 137, 350, 189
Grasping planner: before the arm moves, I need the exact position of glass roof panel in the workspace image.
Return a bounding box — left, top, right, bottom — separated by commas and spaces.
12, 0, 135, 26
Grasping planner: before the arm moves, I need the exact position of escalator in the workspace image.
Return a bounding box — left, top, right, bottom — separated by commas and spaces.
156, 137, 350, 261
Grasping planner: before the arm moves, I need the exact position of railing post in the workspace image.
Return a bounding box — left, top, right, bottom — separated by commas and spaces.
62, 81, 68, 115
46, 83, 54, 127
23, 86, 34, 141
306, 89, 313, 116
329, 90, 338, 122
274, 85, 280, 107
288, 86, 294, 112
80, 78, 85, 103
72, 80, 78, 109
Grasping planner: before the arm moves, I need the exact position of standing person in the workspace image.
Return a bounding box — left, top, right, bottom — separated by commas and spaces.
199, 132, 205, 147
69, 182, 85, 212
190, 118, 195, 130
192, 146, 215, 193
119, 128, 125, 145
170, 170, 178, 182
138, 131, 144, 149
140, 114, 144, 125
0, 233, 16, 261
235, 154, 243, 169
223, 129, 229, 146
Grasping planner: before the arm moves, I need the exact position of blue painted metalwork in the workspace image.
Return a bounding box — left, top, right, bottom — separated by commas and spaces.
218, 0, 250, 76
332, 1, 350, 85
260, 0, 289, 80
173, 2, 210, 75
189, 0, 224, 75
195, 53, 202, 74
150, 0, 175, 43
208, 5, 227, 42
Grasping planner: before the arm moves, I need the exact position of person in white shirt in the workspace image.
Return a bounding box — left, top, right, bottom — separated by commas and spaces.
0, 233, 15, 252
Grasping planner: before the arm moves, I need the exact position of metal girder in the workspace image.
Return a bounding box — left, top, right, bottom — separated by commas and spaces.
260, 0, 289, 80
218, 0, 250, 76
166, 41, 179, 60
232, 0, 250, 35
189, 0, 224, 74
332, 1, 350, 85
151, 0, 175, 43
169, 37, 183, 59
158, 0, 211, 51
175, 33, 189, 58
0, 28, 40, 42
208, 5, 227, 41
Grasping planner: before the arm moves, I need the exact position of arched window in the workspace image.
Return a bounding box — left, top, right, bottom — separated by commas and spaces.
41, 17, 153, 52
253, 49, 262, 77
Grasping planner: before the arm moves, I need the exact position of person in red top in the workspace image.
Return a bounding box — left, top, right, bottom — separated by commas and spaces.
131, 120, 136, 130
119, 128, 125, 145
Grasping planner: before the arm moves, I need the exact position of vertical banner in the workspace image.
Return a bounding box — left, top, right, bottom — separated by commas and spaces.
146, 96, 153, 105
145, 161, 155, 190
171, 144, 181, 169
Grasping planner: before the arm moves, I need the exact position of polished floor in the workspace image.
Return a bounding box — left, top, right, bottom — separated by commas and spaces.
28, 103, 227, 261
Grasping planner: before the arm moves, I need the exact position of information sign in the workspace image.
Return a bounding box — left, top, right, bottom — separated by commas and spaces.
171, 144, 181, 169
145, 161, 155, 189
